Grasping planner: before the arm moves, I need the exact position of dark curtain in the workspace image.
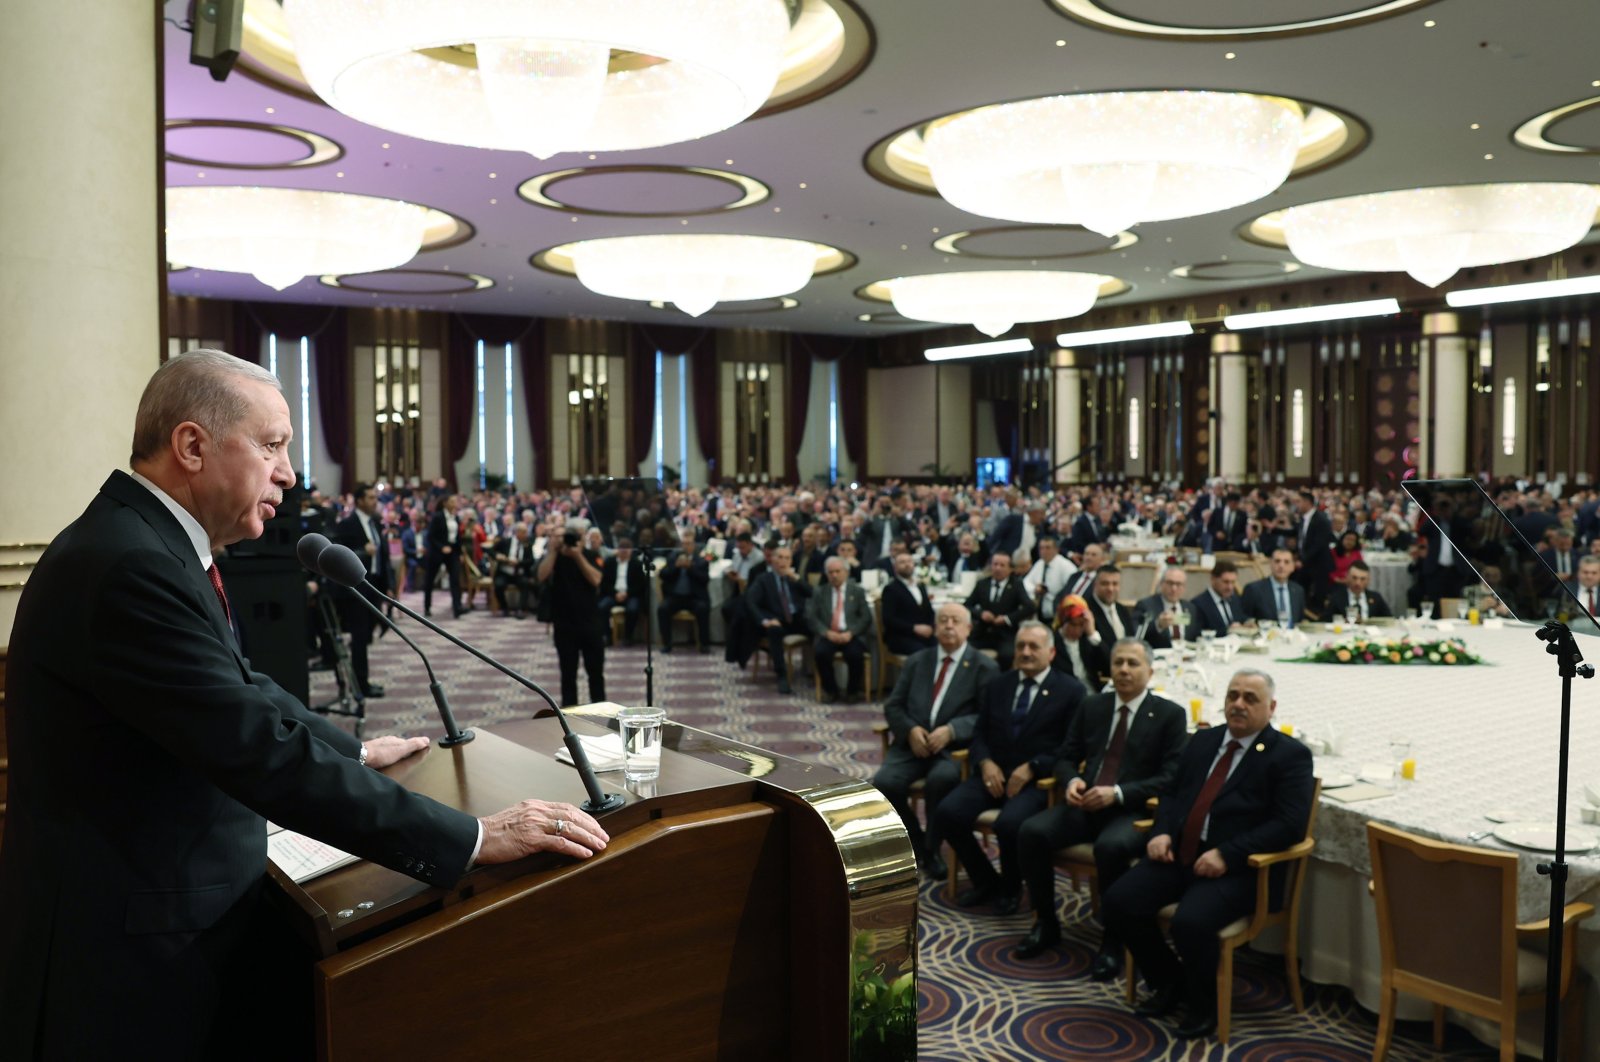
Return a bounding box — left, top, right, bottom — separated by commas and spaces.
230, 307, 262, 365
442, 316, 478, 491
233, 301, 342, 364
449, 312, 542, 489
633, 323, 715, 481
785, 344, 811, 482
991, 396, 1019, 468
309, 310, 352, 494
626, 328, 658, 468
520, 327, 550, 490
801, 334, 866, 479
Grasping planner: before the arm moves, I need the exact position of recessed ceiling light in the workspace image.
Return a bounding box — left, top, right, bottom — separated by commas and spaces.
1224, 51, 1237, 59
773, 206, 781, 212
1055, 40, 1065, 47
381, 142, 391, 149
265, 107, 276, 114
1484, 153, 1495, 160
488, 172, 497, 179
1470, 123, 1481, 130
1424, 19, 1436, 27
489, 198, 497, 204
335, 171, 344, 177
858, 314, 872, 321
798, 182, 807, 189
725, 159, 734, 165
1592, 80, 1600, 88
196, 171, 206, 178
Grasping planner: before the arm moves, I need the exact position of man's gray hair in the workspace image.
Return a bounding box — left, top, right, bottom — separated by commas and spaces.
1016, 618, 1052, 642
131, 348, 281, 463
1230, 667, 1276, 698
1110, 637, 1151, 664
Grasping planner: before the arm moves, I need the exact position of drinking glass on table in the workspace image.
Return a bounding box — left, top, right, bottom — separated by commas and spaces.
1388, 735, 1412, 788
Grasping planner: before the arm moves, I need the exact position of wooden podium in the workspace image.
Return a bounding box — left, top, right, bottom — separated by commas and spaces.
269, 713, 919, 1061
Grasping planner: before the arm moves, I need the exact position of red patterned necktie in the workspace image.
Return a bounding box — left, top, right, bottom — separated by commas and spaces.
206, 563, 232, 626
1179, 739, 1241, 866
929, 655, 953, 712
1093, 706, 1131, 788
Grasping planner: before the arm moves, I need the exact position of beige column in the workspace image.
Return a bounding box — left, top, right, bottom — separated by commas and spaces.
1051, 349, 1084, 484
0, 6, 161, 640
1210, 333, 1250, 481
1419, 312, 1470, 478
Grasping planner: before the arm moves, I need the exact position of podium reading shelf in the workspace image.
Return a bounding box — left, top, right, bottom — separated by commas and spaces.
267, 711, 918, 1061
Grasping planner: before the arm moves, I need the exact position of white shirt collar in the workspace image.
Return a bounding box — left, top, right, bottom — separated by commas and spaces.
1117, 688, 1150, 716
129, 470, 213, 570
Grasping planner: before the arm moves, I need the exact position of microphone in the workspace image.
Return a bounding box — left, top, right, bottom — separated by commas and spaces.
297, 533, 474, 748
316, 541, 625, 815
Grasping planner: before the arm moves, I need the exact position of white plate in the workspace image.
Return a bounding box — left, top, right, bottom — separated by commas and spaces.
1492, 822, 1599, 853
1483, 809, 1519, 823
1318, 772, 1356, 789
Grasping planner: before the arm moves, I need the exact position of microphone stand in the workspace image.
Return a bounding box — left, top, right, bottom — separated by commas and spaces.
637, 547, 657, 706
338, 584, 474, 747
1534, 619, 1594, 1061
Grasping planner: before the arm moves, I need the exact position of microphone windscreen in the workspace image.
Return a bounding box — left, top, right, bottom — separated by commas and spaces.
297, 532, 333, 575
320, 544, 370, 588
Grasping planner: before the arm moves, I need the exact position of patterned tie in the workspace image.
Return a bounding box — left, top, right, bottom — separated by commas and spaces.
928, 655, 954, 724
1009, 676, 1036, 739
206, 563, 232, 626
1179, 739, 1242, 866
1589, 588, 1597, 617
832, 588, 845, 631
1276, 584, 1289, 627
1093, 705, 1131, 788
778, 576, 792, 620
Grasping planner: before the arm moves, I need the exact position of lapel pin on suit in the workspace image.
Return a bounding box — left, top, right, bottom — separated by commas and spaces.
1255, 742, 1266, 752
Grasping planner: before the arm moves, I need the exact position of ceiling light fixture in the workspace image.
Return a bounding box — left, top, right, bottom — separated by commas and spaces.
165, 185, 432, 290
1224, 298, 1400, 330
1280, 182, 1600, 287
567, 233, 819, 316
924, 90, 1304, 237
1054, 320, 1194, 347
924, 337, 1034, 361
887, 270, 1112, 337
281, 0, 793, 159
1446, 274, 1600, 307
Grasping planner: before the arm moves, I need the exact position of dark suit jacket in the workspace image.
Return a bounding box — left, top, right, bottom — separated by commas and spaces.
1050, 631, 1108, 686
1086, 596, 1137, 644
881, 579, 936, 652
1207, 506, 1248, 552
1185, 589, 1241, 639
969, 669, 1085, 779
661, 548, 712, 603
945, 549, 988, 585
1054, 691, 1188, 809
746, 569, 813, 626
989, 513, 1025, 558
1066, 512, 1109, 556
1152, 725, 1315, 875
1325, 584, 1393, 618
965, 575, 1033, 638
1239, 578, 1306, 625
426, 509, 461, 562
1296, 509, 1335, 578
1, 472, 478, 1057
858, 517, 909, 567
332, 511, 393, 595
882, 644, 1000, 745
597, 554, 648, 602
1132, 592, 1184, 650
804, 578, 875, 641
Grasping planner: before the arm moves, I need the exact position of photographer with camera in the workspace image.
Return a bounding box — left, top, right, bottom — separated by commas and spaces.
537, 521, 605, 706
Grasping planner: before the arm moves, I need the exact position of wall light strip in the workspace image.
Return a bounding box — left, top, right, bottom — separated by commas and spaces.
1446, 274, 1600, 308
1054, 320, 1194, 347
1224, 299, 1400, 330
924, 337, 1034, 361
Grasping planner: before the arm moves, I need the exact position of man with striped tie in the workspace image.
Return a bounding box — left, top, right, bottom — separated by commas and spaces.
1574, 556, 1600, 620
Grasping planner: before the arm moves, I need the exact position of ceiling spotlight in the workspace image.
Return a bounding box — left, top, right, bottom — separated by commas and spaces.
280, 0, 792, 158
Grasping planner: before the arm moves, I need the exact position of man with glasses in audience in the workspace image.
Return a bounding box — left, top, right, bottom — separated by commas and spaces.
1134, 567, 1189, 650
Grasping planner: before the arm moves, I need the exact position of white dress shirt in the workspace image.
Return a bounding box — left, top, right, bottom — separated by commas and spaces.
928, 642, 969, 726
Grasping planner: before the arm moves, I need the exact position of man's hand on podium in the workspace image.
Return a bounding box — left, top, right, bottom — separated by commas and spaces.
476, 801, 610, 864
362, 735, 431, 769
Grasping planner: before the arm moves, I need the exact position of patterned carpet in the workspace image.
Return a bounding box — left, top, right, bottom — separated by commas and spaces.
313, 589, 1506, 1061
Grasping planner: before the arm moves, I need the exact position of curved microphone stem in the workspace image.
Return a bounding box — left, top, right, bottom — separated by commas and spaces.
340, 587, 473, 747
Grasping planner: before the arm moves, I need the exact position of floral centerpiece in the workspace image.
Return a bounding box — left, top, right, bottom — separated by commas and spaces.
1289, 634, 1485, 666
913, 564, 947, 586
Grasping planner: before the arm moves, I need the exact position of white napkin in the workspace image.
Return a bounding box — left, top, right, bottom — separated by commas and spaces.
555, 732, 627, 772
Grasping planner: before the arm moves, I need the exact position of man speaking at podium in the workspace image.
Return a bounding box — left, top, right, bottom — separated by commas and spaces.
0, 350, 609, 1059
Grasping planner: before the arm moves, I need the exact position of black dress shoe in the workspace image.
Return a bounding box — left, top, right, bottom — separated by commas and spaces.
660, 644, 673, 654
992, 893, 1020, 916
360, 684, 386, 699
921, 853, 948, 881
1133, 982, 1182, 1019
1014, 922, 1061, 959
956, 886, 994, 908
1174, 1012, 1217, 1039
1088, 952, 1123, 982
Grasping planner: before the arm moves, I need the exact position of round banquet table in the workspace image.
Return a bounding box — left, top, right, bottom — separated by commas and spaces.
1171, 620, 1600, 1057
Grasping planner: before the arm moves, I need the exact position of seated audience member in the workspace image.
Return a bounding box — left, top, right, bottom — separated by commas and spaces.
1103, 669, 1314, 1040
965, 553, 1033, 669
1329, 529, 1364, 586
657, 531, 711, 653
1060, 542, 1108, 603
882, 551, 937, 656
596, 537, 647, 642
746, 545, 813, 694
1570, 556, 1600, 619
1185, 560, 1244, 639
1051, 594, 1108, 687
1133, 567, 1188, 649
1325, 560, 1392, 620
935, 621, 1084, 915
1379, 514, 1415, 552
873, 603, 999, 878
725, 531, 763, 592
1085, 565, 1134, 643
1238, 548, 1306, 628
805, 557, 875, 702
1022, 534, 1077, 621
1015, 639, 1187, 973
793, 524, 828, 581
834, 539, 865, 581
946, 532, 987, 585
1538, 528, 1580, 596
492, 523, 538, 618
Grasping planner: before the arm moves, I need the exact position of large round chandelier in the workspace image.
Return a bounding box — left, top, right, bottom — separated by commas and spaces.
888, 270, 1112, 337
568, 234, 820, 316
165, 186, 433, 290
1280, 183, 1600, 287
925, 91, 1304, 237
280, 0, 794, 158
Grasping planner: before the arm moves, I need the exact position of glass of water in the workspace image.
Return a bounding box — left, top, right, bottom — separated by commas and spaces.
618, 706, 667, 781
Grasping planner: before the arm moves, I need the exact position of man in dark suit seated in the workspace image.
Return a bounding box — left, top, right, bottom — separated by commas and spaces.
1325, 560, 1392, 620
746, 545, 813, 694
882, 551, 937, 656
1103, 669, 1315, 1039
1185, 560, 1245, 639
0, 349, 609, 1059
873, 603, 1000, 878
944, 531, 988, 586
1015, 639, 1187, 974
657, 530, 711, 653
595, 536, 647, 642
965, 553, 1033, 668
1238, 547, 1306, 628
805, 556, 876, 702
1133, 567, 1189, 650
492, 523, 538, 619
934, 622, 1085, 915
331, 481, 393, 701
